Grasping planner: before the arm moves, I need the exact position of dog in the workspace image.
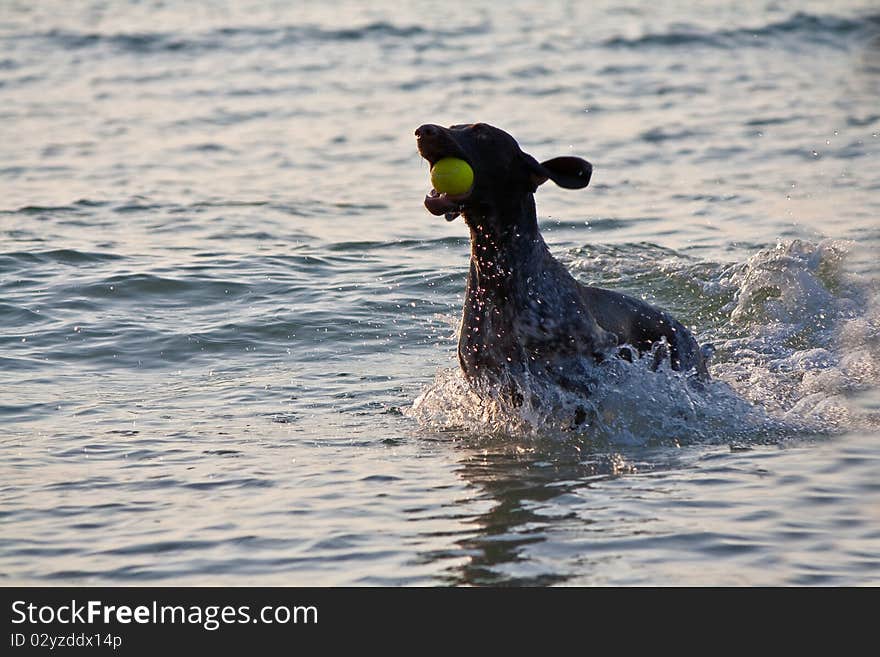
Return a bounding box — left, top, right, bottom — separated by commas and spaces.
415, 122, 709, 397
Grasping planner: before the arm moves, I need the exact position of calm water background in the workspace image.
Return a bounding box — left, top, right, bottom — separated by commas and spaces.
2, 0, 879, 585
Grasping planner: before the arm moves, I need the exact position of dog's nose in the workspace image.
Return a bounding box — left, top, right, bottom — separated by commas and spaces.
415, 124, 442, 139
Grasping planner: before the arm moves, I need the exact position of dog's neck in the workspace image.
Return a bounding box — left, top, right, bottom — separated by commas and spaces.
462, 194, 548, 290
456, 192, 590, 380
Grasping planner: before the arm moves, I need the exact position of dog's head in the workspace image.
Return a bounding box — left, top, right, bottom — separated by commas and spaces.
415, 122, 592, 222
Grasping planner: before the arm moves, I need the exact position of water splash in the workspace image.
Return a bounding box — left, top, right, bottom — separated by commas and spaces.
409, 240, 880, 444
711, 239, 879, 433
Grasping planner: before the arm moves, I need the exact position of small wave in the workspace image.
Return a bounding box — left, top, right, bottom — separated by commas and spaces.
605, 31, 718, 49
604, 11, 880, 50
0, 303, 47, 327
409, 240, 879, 444
326, 236, 468, 253
27, 20, 490, 56
640, 126, 703, 144
1, 199, 108, 216
0, 249, 122, 272
69, 273, 251, 301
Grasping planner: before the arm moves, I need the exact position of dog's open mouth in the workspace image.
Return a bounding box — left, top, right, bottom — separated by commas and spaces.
417, 134, 472, 221
424, 187, 471, 220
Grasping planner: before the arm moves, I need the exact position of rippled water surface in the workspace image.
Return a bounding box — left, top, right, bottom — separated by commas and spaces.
2, 0, 879, 585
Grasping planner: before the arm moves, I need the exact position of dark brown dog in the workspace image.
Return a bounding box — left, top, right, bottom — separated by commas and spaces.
415, 122, 709, 393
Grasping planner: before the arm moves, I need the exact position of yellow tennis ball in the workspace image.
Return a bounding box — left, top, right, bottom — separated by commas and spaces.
430, 158, 474, 196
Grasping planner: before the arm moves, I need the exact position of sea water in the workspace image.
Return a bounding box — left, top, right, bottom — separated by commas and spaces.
1, 0, 879, 585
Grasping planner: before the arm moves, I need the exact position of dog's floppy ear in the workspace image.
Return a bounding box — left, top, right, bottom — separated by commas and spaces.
525, 154, 592, 190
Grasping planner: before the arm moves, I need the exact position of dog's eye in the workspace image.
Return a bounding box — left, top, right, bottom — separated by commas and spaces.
472, 123, 491, 140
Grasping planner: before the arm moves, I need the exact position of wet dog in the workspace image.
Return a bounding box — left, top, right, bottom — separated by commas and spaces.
415, 122, 709, 395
